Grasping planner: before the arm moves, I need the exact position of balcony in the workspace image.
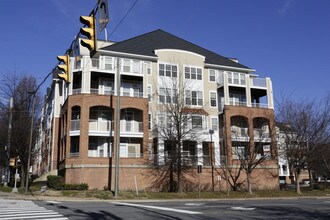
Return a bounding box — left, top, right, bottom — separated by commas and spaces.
254, 128, 270, 141
231, 127, 249, 141
120, 121, 143, 137
251, 78, 267, 88
89, 120, 114, 132
71, 120, 80, 131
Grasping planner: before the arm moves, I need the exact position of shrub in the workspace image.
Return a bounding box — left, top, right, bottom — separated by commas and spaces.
47, 175, 63, 190
62, 183, 88, 190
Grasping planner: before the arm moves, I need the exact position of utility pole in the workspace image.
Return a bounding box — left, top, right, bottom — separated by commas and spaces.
25, 92, 36, 193
114, 58, 121, 197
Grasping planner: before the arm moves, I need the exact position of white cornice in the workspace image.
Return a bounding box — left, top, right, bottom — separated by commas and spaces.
205, 63, 255, 73
154, 49, 206, 60
98, 49, 157, 61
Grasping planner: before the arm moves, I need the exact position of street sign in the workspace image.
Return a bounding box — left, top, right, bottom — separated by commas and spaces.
98, 0, 109, 32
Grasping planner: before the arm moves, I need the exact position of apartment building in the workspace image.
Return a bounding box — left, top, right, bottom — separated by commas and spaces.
38, 29, 278, 190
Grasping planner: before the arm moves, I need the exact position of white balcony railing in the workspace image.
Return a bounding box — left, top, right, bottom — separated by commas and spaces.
121, 121, 143, 133
71, 120, 80, 131
89, 120, 114, 132
251, 78, 267, 88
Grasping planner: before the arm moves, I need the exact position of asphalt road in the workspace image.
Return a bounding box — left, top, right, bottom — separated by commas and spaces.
32, 198, 330, 220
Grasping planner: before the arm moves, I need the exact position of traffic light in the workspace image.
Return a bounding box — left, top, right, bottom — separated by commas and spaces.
57, 54, 71, 82
79, 12, 97, 54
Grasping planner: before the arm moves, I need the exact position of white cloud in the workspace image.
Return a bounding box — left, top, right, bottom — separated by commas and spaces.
278, 0, 295, 14
50, 0, 71, 19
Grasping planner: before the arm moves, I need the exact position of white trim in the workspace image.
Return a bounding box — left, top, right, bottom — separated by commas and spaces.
209, 91, 217, 108
208, 69, 217, 83
205, 63, 255, 73
154, 49, 206, 61
98, 49, 157, 61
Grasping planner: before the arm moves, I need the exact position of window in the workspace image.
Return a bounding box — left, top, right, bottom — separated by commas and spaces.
133, 60, 140, 73
159, 63, 177, 77
209, 69, 216, 82
192, 116, 203, 129
192, 91, 197, 105
123, 59, 130, 72
233, 146, 246, 159
172, 65, 177, 77
211, 117, 218, 130
185, 90, 191, 105
197, 68, 202, 80
185, 67, 190, 79
184, 66, 203, 80
191, 68, 196, 79
210, 92, 217, 107
198, 91, 203, 106
158, 114, 165, 126
159, 87, 165, 103
148, 113, 152, 130
104, 57, 113, 70
166, 88, 172, 103
147, 85, 152, 101
159, 64, 164, 76
145, 61, 151, 75
185, 90, 203, 106
166, 64, 171, 77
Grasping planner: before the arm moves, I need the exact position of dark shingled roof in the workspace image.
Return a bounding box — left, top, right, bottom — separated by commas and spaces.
101, 29, 251, 70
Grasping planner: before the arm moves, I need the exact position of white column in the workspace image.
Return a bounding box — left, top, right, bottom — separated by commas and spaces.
245, 74, 252, 107
223, 72, 230, 105
81, 56, 91, 93
266, 78, 274, 109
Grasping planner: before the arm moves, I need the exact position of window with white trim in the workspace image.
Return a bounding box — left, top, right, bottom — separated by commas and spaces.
210, 92, 217, 107
209, 69, 216, 82
159, 87, 165, 103
133, 60, 140, 73
185, 90, 203, 106
192, 115, 203, 129
211, 117, 218, 130
104, 56, 113, 70
159, 87, 176, 104
145, 61, 151, 75
159, 63, 177, 78
148, 113, 152, 130
184, 66, 203, 80
147, 85, 152, 101
123, 59, 130, 72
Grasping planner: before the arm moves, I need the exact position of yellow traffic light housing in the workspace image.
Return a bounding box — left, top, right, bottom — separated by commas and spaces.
57, 54, 71, 82
80, 12, 97, 55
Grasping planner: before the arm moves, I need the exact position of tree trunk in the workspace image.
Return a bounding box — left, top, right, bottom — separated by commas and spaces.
20, 167, 25, 189
170, 163, 174, 192
247, 171, 252, 194
295, 171, 301, 194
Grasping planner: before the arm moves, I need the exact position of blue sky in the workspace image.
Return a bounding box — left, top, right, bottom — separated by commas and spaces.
1, 0, 329, 104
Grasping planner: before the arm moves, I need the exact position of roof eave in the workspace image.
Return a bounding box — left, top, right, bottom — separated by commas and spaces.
204, 63, 255, 73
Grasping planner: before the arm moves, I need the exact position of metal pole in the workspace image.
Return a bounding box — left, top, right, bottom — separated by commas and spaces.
114, 58, 121, 197
25, 92, 36, 193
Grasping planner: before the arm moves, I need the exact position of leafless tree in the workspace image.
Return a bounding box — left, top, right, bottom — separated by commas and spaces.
0, 72, 42, 187
229, 116, 275, 194
149, 72, 209, 193
276, 95, 330, 194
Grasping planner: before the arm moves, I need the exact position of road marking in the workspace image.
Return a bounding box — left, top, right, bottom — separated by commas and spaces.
112, 202, 203, 214
46, 200, 62, 204
185, 203, 204, 206
0, 199, 68, 220
231, 206, 255, 211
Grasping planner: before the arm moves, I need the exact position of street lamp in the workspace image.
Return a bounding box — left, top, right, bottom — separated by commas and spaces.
209, 129, 214, 191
